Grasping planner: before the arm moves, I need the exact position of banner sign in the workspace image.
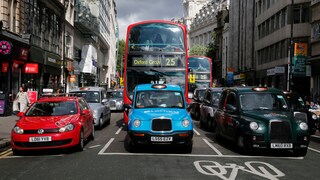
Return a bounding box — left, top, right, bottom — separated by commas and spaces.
24, 63, 39, 74
293, 43, 307, 76
27, 91, 38, 104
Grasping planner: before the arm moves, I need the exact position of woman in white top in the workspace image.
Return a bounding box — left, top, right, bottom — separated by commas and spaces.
13, 86, 30, 113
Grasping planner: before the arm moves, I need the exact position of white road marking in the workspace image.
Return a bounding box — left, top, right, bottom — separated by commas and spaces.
115, 127, 123, 135
98, 138, 115, 155
202, 138, 223, 156
97, 152, 303, 159
193, 128, 201, 136
88, 145, 102, 149
311, 135, 320, 139
308, 147, 320, 154
4, 154, 64, 159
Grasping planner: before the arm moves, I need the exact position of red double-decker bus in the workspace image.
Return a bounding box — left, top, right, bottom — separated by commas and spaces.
123, 20, 189, 124
188, 56, 212, 94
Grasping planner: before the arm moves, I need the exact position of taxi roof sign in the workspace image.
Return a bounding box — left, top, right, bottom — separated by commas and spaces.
252, 87, 268, 92
151, 84, 167, 89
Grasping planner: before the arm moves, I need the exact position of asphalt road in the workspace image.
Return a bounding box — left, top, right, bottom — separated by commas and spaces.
1, 112, 320, 180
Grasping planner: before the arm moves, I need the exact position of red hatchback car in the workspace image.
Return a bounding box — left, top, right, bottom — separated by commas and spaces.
11, 95, 95, 155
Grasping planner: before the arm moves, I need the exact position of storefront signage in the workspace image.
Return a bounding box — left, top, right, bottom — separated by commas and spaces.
69, 75, 76, 83
27, 91, 38, 104
48, 57, 57, 63
267, 67, 285, 76
24, 63, 39, 74
234, 73, 245, 80
1, 63, 8, 73
0, 41, 12, 55
20, 48, 29, 60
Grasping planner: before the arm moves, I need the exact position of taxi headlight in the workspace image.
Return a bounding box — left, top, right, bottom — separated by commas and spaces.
249, 122, 259, 130
59, 124, 75, 132
182, 119, 190, 127
133, 120, 141, 127
299, 122, 308, 131
312, 113, 317, 120
13, 126, 24, 134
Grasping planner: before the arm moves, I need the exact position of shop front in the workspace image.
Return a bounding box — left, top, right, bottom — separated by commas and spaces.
0, 32, 30, 116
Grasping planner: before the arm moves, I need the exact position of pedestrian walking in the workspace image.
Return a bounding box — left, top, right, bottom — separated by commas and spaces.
13, 86, 30, 114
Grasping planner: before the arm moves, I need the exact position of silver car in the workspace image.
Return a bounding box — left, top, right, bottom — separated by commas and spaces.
70, 87, 111, 129
107, 89, 124, 111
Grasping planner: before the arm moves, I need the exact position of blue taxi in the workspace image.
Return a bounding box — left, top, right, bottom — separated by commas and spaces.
125, 84, 193, 153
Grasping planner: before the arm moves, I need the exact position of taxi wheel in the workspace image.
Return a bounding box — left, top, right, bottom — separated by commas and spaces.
124, 134, 136, 153
214, 125, 221, 141
89, 124, 95, 140
293, 149, 308, 157
76, 130, 85, 151
184, 143, 193, 153
237, 135, 252, 155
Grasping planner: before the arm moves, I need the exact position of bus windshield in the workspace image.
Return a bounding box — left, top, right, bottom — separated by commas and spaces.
188, 57, 212, 94
129, 23, 184, 52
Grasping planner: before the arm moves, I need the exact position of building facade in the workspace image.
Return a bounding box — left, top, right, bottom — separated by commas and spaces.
310, 0, 320, 98
255, 0, 311, 95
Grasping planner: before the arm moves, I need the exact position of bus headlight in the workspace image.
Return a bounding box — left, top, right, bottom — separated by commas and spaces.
13, 126, 24, 134
133, 120, 141, 127
249, 122, 259, 130
299, 122, 308, 131
182, 119, 190, 127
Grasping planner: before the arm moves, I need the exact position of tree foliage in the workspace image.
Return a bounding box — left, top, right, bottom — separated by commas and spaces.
189, 44, 208, 56
116, 39, 126, 75
206, 42, 217, 61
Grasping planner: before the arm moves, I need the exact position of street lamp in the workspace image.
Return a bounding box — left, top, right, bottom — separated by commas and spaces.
288, 0, 294, 91
62, 0, 69, 93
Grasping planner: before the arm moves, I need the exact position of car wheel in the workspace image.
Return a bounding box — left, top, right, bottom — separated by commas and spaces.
89, 124, 95, 140
207, 115, 213, 131
12, 149, 22, 156
237, 135, 252, 155
98, 116, 104, 130
76, 129, 85, 151
124, 134, 135, 153
293, 149, 308, 157
214, 125, 221, 141
106, 113, 111, 125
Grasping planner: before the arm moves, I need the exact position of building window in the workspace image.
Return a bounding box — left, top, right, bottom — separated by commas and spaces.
293, 7, 300, 24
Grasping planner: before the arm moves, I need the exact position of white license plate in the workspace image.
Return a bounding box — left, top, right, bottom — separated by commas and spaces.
110, 107, 116, 110
151, 136, 173, 142
271, 143, 293, 149
29, 136, 52, 142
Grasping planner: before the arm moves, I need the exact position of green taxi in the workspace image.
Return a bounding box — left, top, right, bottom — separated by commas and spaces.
214, 87, 310, 156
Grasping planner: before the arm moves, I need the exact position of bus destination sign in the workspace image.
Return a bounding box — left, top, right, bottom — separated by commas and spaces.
132, 57, 178, 67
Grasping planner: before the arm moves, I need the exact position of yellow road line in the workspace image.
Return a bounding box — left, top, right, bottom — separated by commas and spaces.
0, 149, 12, 158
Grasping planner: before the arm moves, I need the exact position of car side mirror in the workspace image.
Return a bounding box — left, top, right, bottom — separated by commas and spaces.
124, 103, 132, 110
17, 112, 24, 117
81, 109, 91, 115
226, 104, 237, 112
102, 99, 109, 105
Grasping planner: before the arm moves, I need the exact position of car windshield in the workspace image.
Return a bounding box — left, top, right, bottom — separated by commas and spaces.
239, 93, 289, 111
25, 101, 77, 116
71, 91, 100, 103
135, 91, 184, 109
107, 91, 123, 98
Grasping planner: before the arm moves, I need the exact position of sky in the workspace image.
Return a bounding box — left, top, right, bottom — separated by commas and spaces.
115, 0, 184, 40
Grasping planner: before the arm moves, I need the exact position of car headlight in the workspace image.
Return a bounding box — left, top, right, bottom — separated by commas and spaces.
59, 124, 75, 132
249, 122, 259, 130
299, 122, 308, 131
312, 113, 317, 120
133, 120, 141, 127
182, 119, 190, 127
13, 126, 24, 134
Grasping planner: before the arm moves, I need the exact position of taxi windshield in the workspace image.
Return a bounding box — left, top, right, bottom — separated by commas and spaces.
135, 91, 184, 109
26, 101, 77, 116
239, 93, 289, 111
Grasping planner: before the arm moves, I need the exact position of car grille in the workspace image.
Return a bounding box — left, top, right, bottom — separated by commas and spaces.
152, 119, 172, 131
14, 139, 72, 148
270, 121, 292, 142
23, 129, 60, 134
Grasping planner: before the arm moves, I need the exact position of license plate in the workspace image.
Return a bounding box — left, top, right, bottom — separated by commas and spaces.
270, 143, 293, 149
110, 107, 116, 110
151, 136, 173, 142
29, 136, 52, 142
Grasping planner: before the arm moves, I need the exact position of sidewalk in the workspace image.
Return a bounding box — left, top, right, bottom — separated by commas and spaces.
0, 115, 18, 149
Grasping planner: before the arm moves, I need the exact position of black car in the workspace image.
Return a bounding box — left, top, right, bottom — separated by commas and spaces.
188, 88, 206, 120
284, 91, 318, 135
199, 88, 223, 130
214, 87, 310, 156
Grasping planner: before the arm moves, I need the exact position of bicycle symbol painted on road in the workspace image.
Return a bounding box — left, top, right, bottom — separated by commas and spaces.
194, 160, 285, 180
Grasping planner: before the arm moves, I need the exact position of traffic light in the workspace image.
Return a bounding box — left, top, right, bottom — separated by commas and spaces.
120, 77, 124, 86
189, 74, 196, 83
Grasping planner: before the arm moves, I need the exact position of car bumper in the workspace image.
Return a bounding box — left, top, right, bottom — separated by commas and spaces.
11, 130, 80, 150
127, 130, 193, 146
243, 133, 310, 150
